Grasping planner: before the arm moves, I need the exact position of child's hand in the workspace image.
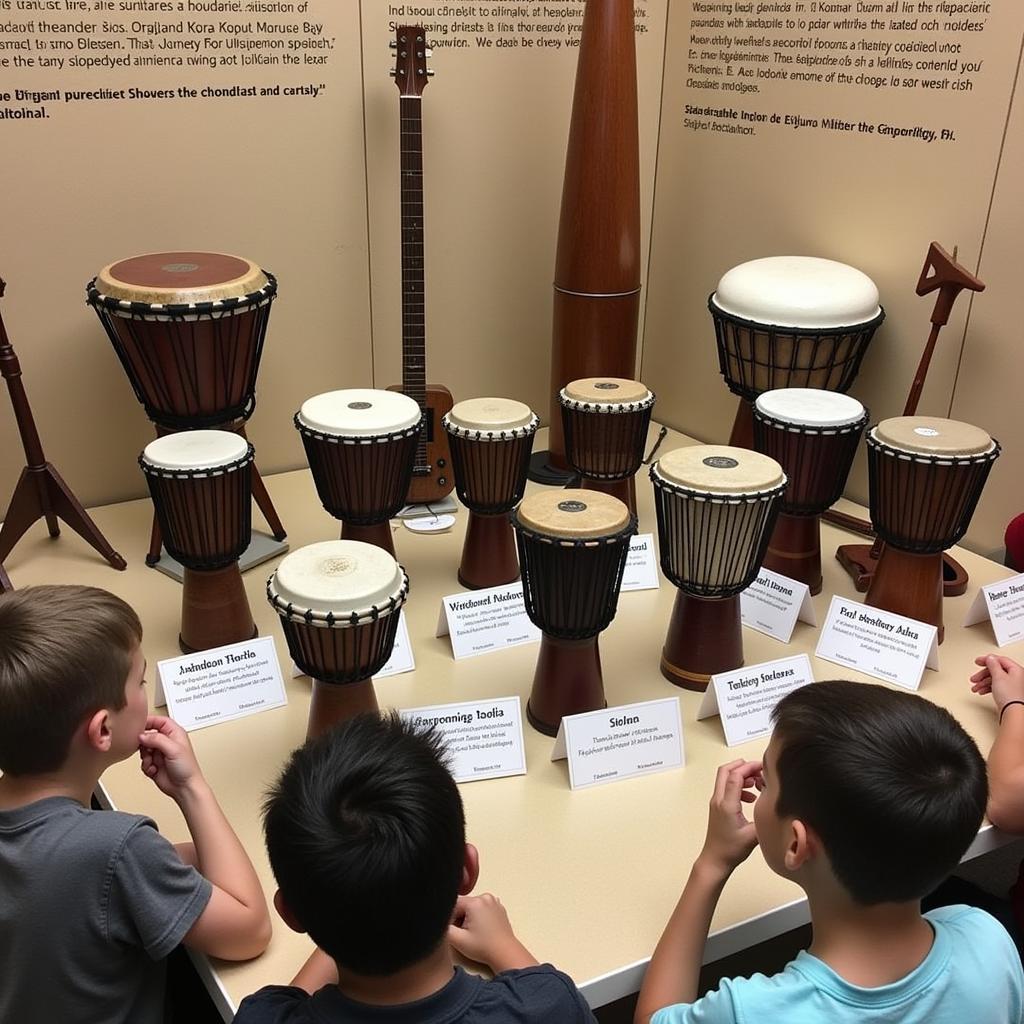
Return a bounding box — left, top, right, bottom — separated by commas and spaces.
447, 894, 538, 973
698, 759, 762, 877
138, 715, 205, 800
970, 655, 1024, 713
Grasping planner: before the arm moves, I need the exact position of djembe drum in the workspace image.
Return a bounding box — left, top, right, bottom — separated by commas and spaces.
710, 257, 883, 449
512, 490, 635, 736
139, 430, 256, 653
267, 540, 408, 739
753, 388, 868, 595
442, 397, 538, 590
559, 377, 655, 516
295, 389, 423, 558
865, 416, 999, 643
652, 445, 786, 689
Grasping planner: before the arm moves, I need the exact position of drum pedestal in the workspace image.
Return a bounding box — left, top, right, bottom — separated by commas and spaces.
459, 513, 520, 590
341, 521, 396, 558
661, 592, 743, 690
835, 539, 969, 599
527, 634, 606, 737
307, 679, 379, 739
180, 565, 257, 654
763, 513, 823, 595
581, 476, 637, 518
728, 400, 755, 450
865, 546, 945, 644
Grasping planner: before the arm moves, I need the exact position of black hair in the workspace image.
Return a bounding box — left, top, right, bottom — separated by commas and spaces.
263, 712, 466, 975
770, 680, 987, 904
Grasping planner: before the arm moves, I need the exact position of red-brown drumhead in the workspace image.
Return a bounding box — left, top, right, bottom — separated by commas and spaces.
97, 252, 267, 304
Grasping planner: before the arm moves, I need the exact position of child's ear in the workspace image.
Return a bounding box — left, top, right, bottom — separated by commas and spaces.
459, 842, 480, 895
273, 890, 307, 934
783, 819, 818, 872
85, 709, 113, 754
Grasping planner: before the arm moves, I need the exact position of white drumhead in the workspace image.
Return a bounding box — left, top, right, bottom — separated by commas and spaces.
755, 388, 865, 428
446, 397, 536, 433
873, 416, 994, 457
269, 541, 405, 619
562, 378, 652, 406
297, 389, 421, 436
142, 430, 249, 471
712, 257, 881, 328
654, 445, 785, 494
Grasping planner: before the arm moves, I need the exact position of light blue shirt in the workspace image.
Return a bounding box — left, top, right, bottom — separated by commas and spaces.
652, 906, 1024, 1024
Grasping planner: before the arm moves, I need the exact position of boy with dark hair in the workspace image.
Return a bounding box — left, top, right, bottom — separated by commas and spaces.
636, 679, 1024, 1024
0, 585, 271, 1024
235, 712, 596, 1022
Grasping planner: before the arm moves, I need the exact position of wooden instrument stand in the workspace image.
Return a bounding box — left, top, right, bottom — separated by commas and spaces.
0, 562, 11, 593
0, 278, 126, 572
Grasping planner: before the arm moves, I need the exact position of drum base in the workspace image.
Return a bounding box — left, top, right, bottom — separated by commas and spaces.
835, 542, 968, 598
527, 634, 606, 737
307, 678, 378, 740
581, 476, 637, 518
728, 400, 755, 450
459, 512, 520, 590
661, 592, 743, 691
341, 520, 396, 558
527, 450, 577, 487
865, 546, 945, 644
179, 565, 257, 654
763, 513, 823, 595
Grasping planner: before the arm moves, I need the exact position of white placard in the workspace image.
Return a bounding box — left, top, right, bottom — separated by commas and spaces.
620, 533, 660, 592
697, 654, 815, 746
740, 568, 817, 643
963, 573, 1024, 648
551, 699, 684, 790
436, 582, 540, 659
401, 697, 526, 783
815, 596, 938, 691
291, 611, 414, 680
157, 636, 287, 731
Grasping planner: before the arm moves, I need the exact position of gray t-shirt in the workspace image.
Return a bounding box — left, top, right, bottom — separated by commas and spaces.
0, 795, 212, 1024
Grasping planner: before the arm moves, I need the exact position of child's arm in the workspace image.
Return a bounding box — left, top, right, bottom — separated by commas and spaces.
447, 893, 540, 973
138, 715, 272, 960
971, 654, 1024, 832
634, 760, 761, 1024
290, 949, 339, 994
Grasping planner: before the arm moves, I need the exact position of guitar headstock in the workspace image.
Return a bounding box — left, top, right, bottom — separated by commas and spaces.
390, 25, 432, 97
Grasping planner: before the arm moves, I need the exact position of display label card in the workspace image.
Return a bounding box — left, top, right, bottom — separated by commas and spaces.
551, 699, 684, 790
436, 582, 540, 659
400, 697, 526, 783
697, 654, 814, 746
963, 573, 1024, 648
740, 567, 817, 643
620, 534, 660, 592
291, 611, 414, 681
157, 636, 287, 731
815, 596, 938, 691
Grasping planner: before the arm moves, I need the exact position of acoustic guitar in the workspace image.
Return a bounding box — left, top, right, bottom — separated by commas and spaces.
389, 25, 454, 504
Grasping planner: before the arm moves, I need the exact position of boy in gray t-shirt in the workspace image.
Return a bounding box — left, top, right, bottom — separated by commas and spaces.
0, 585, 272, 1023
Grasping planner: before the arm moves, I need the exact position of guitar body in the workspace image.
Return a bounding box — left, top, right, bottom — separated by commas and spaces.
388, 381, 454, 503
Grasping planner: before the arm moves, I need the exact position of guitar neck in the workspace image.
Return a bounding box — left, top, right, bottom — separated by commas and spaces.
400, 94, 426, 411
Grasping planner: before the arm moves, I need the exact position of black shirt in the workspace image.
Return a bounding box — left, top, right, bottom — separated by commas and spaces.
233, 965, 597, 1023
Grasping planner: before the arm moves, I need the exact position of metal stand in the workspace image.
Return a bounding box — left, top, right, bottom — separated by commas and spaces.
0, 278, 126, 571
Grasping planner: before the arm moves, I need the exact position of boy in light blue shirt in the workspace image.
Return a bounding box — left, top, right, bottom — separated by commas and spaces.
635, 680, 1024, 1024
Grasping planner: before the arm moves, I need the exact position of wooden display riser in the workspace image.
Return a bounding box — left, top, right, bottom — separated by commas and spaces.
3, 424, 1018, 1019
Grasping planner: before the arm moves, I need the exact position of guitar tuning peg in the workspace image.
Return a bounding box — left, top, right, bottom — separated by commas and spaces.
388, 68, 396, 76
389, 40, 397, 49
426, 69, 435, 76
424, 47, 433, 56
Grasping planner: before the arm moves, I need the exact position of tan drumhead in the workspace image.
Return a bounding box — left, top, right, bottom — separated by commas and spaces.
755, 388, 865, 429
712, 257, 881, 328
297, 389, 421, 436
141, 429, 249, 471
562, 378, 652, 405
873, 416, 994, 457
516, 489, 630, 538
446, 397, 536, 433
654, 445, 786, 494
95, 252, 268, 304
268, 541, 406, 622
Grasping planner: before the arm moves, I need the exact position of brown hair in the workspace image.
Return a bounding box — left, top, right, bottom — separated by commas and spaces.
0, 585, 143, 775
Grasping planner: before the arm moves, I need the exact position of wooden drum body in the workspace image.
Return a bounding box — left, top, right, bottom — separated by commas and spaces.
753, 389, 867, 594
88, 252, 276, 430
296, 389, 423, 558
139, 431, 256, 653
443, 398, 538, 590
267, 540, 408, 739
512, 490, 635, 736
560, 377, 655, 516
865, 417, 999, 642
710, 257, 883, 448
652, 445, 786, 689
